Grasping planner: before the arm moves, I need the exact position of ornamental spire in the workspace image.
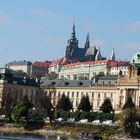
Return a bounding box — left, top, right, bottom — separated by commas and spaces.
95, 47, 102, 61
71, 24, 76, 41
85, 33, 90, 50
110, 48, 115, 61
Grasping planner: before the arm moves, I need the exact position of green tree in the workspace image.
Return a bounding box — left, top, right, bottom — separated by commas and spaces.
56, 94, 73, 111
12, 70, 29, 78
1, 93, 16, 122
123, 96, 135, 109
100, 98, 114, 113
13, 95, 32, 123
46, 72, 58, 80
38, 94, 54, 123
122, 96, 137, 135
78, 95, 92, 112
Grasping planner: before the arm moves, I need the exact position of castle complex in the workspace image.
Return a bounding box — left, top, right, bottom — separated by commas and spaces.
1, 25, 140, 114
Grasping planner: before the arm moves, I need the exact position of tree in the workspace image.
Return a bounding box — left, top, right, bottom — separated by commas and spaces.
1, 93, 16, 122
13, 95, 32, 123
123, 96, 135, 109
12, 70, 29, 78
37, 93, 54, 123
46, 72, 58, 80
122, 96, 137, 134
100, 98, 113, 113
78, 95, 92, 112
56, 94, 72, 111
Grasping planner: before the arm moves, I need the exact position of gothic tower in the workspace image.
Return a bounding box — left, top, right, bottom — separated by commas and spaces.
65, 24, 78, 59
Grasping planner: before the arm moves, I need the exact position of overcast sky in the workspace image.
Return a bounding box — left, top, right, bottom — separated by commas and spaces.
0, 0, 140, 66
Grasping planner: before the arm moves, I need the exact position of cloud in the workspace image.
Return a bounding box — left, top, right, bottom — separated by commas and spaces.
122, 21, 140, 33
0, 11, 15, 25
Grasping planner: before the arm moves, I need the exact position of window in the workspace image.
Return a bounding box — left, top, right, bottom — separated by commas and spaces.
81, 92, 83, 97
54, 92, 56, 97
110, 93, 113, 99
77, 92, 79, 97
67, 91, 70, 97
98, 93, 100, 98
76, 101, 78, 107
58, 92, 60, 97
72, 92, 74, 97
92, 92, 94, 98
119, 96, 123, 108
97, 101, 100, 108
104, 93, 106, 98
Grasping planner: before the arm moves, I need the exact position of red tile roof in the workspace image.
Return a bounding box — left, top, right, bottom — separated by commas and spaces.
32, 61, 51, 67
64, 60, 109, 67
50, 57, 69, 67
109, 60, 129, 67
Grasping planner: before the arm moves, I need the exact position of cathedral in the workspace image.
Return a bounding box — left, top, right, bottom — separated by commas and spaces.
65, 25, 106, 62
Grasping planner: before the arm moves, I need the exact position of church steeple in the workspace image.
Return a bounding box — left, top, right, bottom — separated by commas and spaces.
85, 33, 90, 50
110, 48, 115, 61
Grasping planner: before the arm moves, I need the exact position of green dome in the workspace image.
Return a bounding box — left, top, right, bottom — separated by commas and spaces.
131, 51, 140, 64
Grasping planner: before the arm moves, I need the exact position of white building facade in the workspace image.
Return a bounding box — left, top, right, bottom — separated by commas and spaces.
59, 60, 109, 80
5, 61, 32, 75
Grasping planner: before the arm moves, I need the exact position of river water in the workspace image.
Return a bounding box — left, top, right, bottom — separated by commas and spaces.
0, 134, 81, 140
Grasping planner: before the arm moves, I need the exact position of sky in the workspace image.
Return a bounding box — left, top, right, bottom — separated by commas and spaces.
0, 0, 140, 66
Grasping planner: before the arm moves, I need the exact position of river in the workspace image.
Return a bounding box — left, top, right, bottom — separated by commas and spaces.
0, 134, 81, 140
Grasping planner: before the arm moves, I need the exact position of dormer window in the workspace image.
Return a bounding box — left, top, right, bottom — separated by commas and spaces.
51, 81, 56, 85
64, 82, 69, 86
79, 81, 83, 86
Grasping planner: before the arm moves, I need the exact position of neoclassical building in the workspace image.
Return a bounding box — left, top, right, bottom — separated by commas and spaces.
41, 52, 140, 113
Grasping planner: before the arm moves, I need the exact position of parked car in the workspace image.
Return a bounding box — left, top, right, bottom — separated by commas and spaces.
67, 118, 75, 122
55, 118, 64, 122
92, 120, 101, 125
79, 119, 88, 123
102, 120, 113, 125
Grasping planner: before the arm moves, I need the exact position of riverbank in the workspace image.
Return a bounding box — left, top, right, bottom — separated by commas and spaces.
0, 123, 139, 140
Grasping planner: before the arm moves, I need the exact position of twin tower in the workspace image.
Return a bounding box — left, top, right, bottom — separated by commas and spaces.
65, 24, 115, 62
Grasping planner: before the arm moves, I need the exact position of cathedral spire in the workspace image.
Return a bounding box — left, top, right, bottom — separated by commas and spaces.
71, 24, 76, 41
85, 33, 90, 50
110, 48, 115, 61
95, 47, 102, 61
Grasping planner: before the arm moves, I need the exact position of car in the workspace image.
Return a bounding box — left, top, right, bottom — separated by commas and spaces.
102, 120, 113, 125
55, 118, 64, 122
92, 120, 101, 125
67, 118, 75, 122
79, 119, 88, 123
